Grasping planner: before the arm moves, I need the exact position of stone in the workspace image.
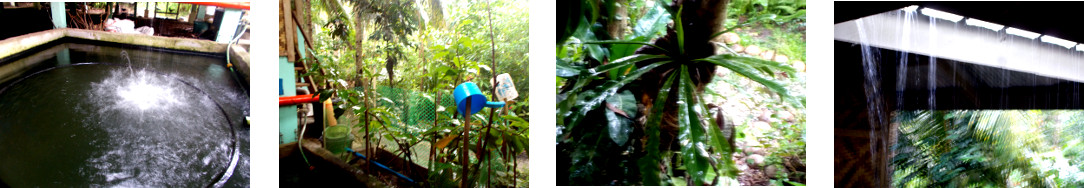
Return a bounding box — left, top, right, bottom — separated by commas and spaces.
766, 165, 788, 178
758, 109, 772, 122
748, 146, 768, 156
773, 54, 789, 63
722, 32, 741, 44
748, 154, 765, 168
731, 44, 744, 53
778, 111, 795, 122
760, 50, 775, 60
737, 163, 749, 171
756, 147, 768, 155
766, 165, 779, 177
744, 45, 762, 56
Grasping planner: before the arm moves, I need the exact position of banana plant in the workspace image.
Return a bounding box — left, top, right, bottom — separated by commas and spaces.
557, 0, 802, 185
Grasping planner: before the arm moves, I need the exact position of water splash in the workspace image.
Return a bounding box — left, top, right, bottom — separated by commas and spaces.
0, 42, 247, 186
0, 64, 233, 187
110, 70, 183, 111
848, 5, 1084, 187
121, 50, 134, 75
855, 18, 889, 187
87, 67, 232, 187
897, 8, 916, 110
927, 15, 937, 110
77, 50, 233, 186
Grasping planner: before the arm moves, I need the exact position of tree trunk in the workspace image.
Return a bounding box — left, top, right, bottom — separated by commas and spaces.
635, 0, 730, 151
606, 0, 627, 40
428, 0, 444, 27
354, 13, 367, 89
353, 10, 371, 173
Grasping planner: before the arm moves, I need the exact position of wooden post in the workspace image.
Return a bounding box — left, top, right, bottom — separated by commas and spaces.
188, 4, 198, 22
461, 102, 471, 188
281, 0, 296, 61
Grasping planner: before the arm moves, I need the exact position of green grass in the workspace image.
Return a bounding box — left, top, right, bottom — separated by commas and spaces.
770, 25, 805, 62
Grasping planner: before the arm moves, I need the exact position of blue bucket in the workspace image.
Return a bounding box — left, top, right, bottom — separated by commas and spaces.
453, 82, 505, 116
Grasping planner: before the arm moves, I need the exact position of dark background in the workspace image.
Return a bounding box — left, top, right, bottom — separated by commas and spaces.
834, 1, 1084, 187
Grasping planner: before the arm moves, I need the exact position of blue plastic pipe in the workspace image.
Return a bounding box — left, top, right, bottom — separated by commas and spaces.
345, 147, 417, 184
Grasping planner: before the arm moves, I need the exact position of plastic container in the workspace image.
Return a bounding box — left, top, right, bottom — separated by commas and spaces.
324, 126, 351, 154
453, 82, 505, 116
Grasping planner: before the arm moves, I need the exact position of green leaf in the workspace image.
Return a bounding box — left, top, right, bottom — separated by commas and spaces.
472, 113, 488, 125
478, 64, 492, 73
607, 62, 634, 80
588, 54, 668, 77
605, 90, 638, 118
776, 10, 806, 23
500, 115, 526, 123
586, 0, 600, 26
435, 134, 459, 149
606, 3, 668, 60
632, 3, 670, 39
557, 0, 585, 45
608, 36, 648, 60
708, 119, 740, 178
583, 41, 671, 55
556, 75, 595, 130
714, 54, 797, 74
556, 58, 584, 78
677, 65, 711, 185
674, 6, 685, 55
638, 72, 678, 186
603, 109, 632, 146
753, 0, 770, 8
575, 22, 608, 61
513, 134, 527, 154
697, 55, 802, 107
670, 176, 687, 186
775, 6, 796, 14
603, 90, 636, 146
565, 61, 668, 131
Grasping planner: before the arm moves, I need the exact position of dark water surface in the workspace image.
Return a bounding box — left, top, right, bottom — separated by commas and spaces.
0, 41, 249, 187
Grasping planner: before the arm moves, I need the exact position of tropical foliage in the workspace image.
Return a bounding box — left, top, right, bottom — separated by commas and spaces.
302, 0, 529, 187
557, 0, 805, 186
893, 110, 1084, 188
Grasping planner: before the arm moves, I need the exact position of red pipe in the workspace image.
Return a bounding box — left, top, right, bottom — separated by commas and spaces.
180, 2, 251, 10
280, 94, 319, 106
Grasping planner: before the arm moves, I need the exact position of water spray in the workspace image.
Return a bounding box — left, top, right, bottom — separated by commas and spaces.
0, 62, 240, 187
121, 50, 134, 75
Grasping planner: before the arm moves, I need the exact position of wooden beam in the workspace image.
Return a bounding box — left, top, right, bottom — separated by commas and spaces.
281, 0, 296, 61
291, 11, 325, 94
291, 11, 318, 57
294, 0, 312, 43
301, 59, 318, 93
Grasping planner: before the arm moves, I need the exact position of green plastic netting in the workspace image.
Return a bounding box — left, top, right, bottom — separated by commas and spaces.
373, 86, 506, 129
